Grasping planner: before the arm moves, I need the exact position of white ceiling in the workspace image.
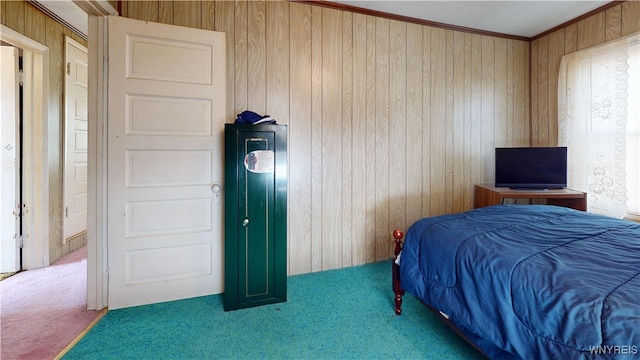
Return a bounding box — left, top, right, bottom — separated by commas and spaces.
36, 0, 611, 39
332, 1, 611, 38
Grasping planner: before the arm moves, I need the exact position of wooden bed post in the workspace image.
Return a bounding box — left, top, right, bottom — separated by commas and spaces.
392, 229, 405, 315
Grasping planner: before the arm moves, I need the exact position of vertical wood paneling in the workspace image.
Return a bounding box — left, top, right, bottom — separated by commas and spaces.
523, 43, 530, 145
310, 6, 323, 272
351, 13, 367, 266
266, 1, 289, 124
564, 23, 578, 54
374, 17, 389, 262
247, 1, 266, 113
534, 36, 548, 146
389, 20, 406, 241
119, 1, 128, 17
201, 0, 215, 30
481, 36, 495, 183
214, 1, 235, 120
173, 1, 201, 28
288, 2, 312, 275
622, 1, 640, 36
364, 16, 377, 264
514, 41, 528, 146
430, 28, 446, 216
470, 34, 483, 201
494, 38, 508, 147
577, 12, 605, 51
506, 40, 515, 145
530, 39, 538, 146
24, 2, 46, 44
462, 33, 473, 209
266, 0, 292, 271
341, 12, 353, 266
46, 16, 65, 263
234, 1, 248, 113
421, 26, 431, 218
453, 31, 465, 213
444, 30, 454, 214
405, 23, 423, 225
547, 30, 564, 147
320, 8, 343, 270
4, 0, 25, 33
124, 1, 159, 22
158, 2, 173, 25
605, 4, 622, 42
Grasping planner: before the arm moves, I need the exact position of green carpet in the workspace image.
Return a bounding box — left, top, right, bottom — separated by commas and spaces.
63, 261, 484, 360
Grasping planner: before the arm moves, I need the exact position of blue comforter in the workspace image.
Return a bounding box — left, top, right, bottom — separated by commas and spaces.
399, 205, 640, 359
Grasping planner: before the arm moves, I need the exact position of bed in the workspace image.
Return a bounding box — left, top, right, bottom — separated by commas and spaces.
392, 205, 640, 359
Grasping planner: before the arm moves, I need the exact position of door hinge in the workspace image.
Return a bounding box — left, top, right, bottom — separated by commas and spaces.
18, 234, 25, 248
17, 69, 24, 86
65, 206, 69, 218
67, 62, 71, 76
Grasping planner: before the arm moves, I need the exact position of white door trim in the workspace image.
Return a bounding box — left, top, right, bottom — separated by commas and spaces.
0, 25, 50, 270
87, 14, 109, 310
84, 1, 118, 310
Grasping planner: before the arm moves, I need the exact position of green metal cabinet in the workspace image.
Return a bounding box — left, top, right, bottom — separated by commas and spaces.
223, 124, 287, 311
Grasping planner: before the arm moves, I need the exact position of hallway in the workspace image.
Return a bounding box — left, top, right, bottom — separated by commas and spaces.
0, 246, 104, 360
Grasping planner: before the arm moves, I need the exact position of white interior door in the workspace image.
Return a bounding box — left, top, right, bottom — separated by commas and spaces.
106, 16, 226, 309
63, 36, 88, 241
1, 46, 21, 273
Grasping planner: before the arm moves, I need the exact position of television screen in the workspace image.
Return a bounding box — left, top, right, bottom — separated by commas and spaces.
495, 147, 567, 189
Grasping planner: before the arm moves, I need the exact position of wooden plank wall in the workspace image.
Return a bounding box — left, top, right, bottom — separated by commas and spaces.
1, 1, 88, 264
2, 0, 634, 276
530, 1, 640, 147
118, 0, 530, 275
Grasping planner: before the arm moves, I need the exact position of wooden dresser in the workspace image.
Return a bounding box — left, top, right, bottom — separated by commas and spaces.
474, 184, 587, 211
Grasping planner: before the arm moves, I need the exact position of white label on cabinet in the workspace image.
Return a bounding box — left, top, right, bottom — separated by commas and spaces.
244, 150, 274, 173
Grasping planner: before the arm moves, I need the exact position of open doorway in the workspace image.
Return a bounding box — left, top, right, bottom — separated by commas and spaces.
1, 24, 88, 294
0, 24, 49, 274
1, 2, 117, 316
0, 26, 96, 358
0, 29, 97, 358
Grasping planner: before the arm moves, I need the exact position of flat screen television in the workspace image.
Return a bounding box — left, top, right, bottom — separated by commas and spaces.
495, 147, 567, 189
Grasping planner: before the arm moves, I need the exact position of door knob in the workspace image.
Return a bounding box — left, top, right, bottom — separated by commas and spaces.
211, 183, 222, 205
242, 218, 250, 226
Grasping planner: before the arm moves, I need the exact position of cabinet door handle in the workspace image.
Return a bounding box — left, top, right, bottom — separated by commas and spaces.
242, 218, 250, 226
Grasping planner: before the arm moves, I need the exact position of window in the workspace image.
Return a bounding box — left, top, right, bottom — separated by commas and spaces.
558, 33, 640, 220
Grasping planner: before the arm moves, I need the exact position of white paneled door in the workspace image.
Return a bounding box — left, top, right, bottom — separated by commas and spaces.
106, 16, 226, 309
63, 36, 88, 241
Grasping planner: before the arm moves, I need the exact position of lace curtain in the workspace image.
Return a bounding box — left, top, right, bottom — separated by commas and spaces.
558, 33, 639, 219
